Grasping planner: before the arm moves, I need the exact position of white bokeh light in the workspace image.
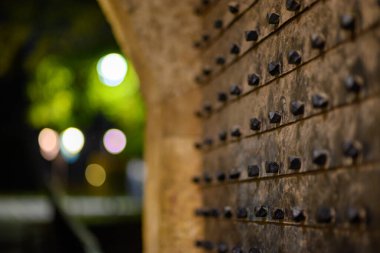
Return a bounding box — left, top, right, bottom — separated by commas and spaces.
103, 129, 127, 154
61, 127, 85, 155
38, 128, 60, 161
97, 53, 128, 87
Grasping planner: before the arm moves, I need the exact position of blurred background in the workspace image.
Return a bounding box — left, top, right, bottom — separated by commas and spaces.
0, 0, 144, 252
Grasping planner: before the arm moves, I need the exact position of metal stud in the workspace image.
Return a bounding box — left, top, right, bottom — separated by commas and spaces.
202, 34, 210, 42
347, 207, 367, 224
230, 84, 242, 96
237, 207, 248, 219
292, 208, 306, 222
286, 0, 301, 11
230, 43, 240, 55
192, 176, 201, 184
267, 13, 280, 25
340, 14, 355, 30
247, 164, 260, 177
217, 243, 229, 253
214, 19, 223, 29
250, 118, 261, 131
219, 131, 227, 141
288, 156, 301, 170
245, 30, 259, 42
202, 67, 212, 76
216, 171, 226, 182
287, 50, 302, 65
312, 94, 329, 108
266, 161, 280, 173
194, 142, 202, 149
273, 208, 285, 220
230, 126, 242, 137
215, 56, 226, 65
290, 100, 305, 116
217, 92, 228, 102
248, 73, 260, 86
310, 34, 326, 49
229, 170, 241, 179
224, 206, 233, 218
268, 61, 281, 76
316, 207, 334, 223
255, 206, 268, 217
268, 111, 281, 123
228, 2, 239, 14
344, 75, 364, 93
343, 140, 362, 159
312, 149, 328, 166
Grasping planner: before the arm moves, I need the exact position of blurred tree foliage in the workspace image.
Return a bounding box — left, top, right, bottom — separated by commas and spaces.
0, 0, 145, 158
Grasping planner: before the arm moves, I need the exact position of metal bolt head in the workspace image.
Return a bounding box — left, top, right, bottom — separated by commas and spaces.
230, 43, 240, 55
215, 56, 226, 65
247, 164, 260, 177
255, 206, 268, 217
288, 50, 302, 65
219, 131, 227, 141
343, 140, 362, 159
290, 100, 305, 116
230, 126, 242, 137
286, 0, 301, 11
316, 207, 334, 223
312, 94, 329, 108
217, 92, 228, 102
266, 161, 280, 173
237, 207, 248, 219
344, 75, 364, 93
229, 170, 241, 179
216, 171, 226, 182
250, 118, 261, 131
214, 19, 223, 29
228, 2, 239, 14
230, 84, 242, 96
267, 12, 280, 25
268, 111, 281, 123
292, 208, 306, 222
248, 73, 260, 86
217, 243, 229, 253
245, 30, 259, 42
273, 208, 285, 220
288, 156, 301, 170
312, 149, 328, 166
340, 14, 355, 30
310, 34, 326, 49
268, 61, 281, 76
224, 206, 233, 218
